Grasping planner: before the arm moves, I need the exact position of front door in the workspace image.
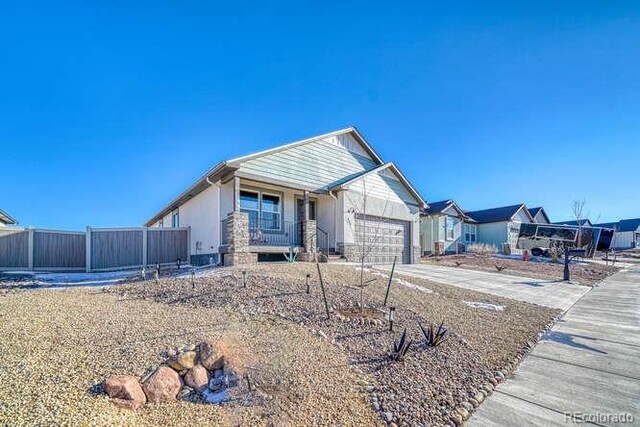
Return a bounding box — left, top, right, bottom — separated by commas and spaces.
296, 198, 316, 244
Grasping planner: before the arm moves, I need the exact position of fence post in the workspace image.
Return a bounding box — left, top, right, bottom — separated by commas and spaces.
187, 226, 192, 265
86, 226, 92, 273
27, 228, 34, 270
142, 227, 148, 267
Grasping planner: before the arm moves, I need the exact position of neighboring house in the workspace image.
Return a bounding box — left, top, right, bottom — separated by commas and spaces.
553, 219, 593, 227
594, 218, 640, 250
465, 204, 535, 254
528, 206, 551, 224
420, 199, 476, 255
145, 127, 426, 266
0, 209, 16, 227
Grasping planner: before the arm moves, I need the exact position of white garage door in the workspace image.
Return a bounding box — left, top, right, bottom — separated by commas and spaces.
354, 214, 411, 264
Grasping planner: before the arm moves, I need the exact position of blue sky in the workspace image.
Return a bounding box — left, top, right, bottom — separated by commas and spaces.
1, 1, 638, 230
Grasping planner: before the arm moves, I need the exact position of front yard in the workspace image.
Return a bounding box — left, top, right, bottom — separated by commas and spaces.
421, 254, 619, 286
0, 263, 560, 426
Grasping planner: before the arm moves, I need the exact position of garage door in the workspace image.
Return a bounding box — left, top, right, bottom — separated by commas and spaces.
354, 214, 411, 264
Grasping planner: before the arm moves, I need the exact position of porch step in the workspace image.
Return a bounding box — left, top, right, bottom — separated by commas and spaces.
325, 254, 347, 263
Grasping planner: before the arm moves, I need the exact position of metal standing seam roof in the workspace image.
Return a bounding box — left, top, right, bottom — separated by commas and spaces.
618, 218, 640, 232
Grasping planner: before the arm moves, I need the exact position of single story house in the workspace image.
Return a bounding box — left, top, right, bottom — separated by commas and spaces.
465, 204, 535, 254
594, 218, 640, 250
0, 209, 16, 227
419, 199, 476, 255
553, 219, 593, 227
145, 127, 426, 266
528, 206, 551, 224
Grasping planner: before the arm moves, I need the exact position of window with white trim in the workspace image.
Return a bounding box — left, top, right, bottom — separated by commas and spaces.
171, 209, 179, 228
240, 189, 282, 231
445, 216, 458, 240
464, 223, 477, 243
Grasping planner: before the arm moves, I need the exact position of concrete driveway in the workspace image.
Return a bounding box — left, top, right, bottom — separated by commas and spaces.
377, 263, 590, 311
469, 267, 640, 426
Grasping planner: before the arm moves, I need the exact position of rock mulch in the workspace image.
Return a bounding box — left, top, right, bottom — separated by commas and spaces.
0, 288, 380, 426
104, 339, 244, 409
110, 263, 559, 426
422, 254, 619, 286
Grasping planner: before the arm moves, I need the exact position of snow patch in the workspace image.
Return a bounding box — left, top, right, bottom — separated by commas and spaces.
463, 301, 504, 311
394, 278, 433, 293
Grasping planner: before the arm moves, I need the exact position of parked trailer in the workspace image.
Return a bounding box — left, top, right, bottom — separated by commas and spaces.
517, 223, 614, 258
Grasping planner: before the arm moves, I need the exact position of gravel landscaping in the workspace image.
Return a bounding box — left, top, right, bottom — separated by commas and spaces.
0, 285, 379, 426
0, 262, 560, 426
421, 254, 619, 286
105, 263, 558, 425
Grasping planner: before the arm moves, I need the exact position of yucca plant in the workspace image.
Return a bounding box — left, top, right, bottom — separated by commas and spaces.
495, 263, 506, 272
390, 328, 413, 362
419, 320, 448, 348
283, 245, 298, 263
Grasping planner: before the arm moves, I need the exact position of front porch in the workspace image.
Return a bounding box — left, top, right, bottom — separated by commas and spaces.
218, 175, 336, 265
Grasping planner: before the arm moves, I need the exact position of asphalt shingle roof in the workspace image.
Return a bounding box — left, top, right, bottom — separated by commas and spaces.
465, 204, 526, 224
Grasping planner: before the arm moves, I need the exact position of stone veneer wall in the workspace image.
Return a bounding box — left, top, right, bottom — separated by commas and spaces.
223, 211, 257, 266
298, 220, 317, 262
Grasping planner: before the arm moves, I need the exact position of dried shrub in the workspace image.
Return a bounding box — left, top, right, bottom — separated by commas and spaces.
467, 243, 498, 256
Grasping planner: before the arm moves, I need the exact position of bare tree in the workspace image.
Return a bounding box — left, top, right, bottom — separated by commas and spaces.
344, 177, 394, 311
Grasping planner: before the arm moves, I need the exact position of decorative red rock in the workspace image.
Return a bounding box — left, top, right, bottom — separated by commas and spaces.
184, 364, 209, 392
104, 375, 146, 410
143, 366, 183, 403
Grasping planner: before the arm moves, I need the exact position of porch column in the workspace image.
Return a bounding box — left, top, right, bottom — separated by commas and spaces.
233, 175, 240, 212
223, 211, 257, 267
299, 190, 317, 262
303, 190, 310, 221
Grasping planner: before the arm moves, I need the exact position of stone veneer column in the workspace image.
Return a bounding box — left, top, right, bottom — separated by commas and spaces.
298, 220, 317, 262
224, 211, 257, 267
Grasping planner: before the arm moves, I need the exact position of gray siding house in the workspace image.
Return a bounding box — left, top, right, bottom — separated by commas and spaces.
466, 204, 535, 254
594, 218, 640, 250
420, 200, 477, 255
145, 127, 426, 266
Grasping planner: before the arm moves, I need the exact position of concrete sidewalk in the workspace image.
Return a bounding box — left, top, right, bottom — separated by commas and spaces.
378, 264, 589, 310
469, 267, 640, 426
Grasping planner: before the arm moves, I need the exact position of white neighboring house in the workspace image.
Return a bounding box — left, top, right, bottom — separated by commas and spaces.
419, 200, 477, 255
594, 218, 640, 250
145, 127, 426, 266
0, 209, 16, 227
465, 204, 535, 254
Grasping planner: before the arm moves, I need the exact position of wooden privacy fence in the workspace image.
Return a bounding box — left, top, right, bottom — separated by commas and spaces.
0, 226, 190, 272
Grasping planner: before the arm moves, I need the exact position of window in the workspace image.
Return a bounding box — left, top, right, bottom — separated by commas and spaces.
240, 190, 260, 227
171, 209, 179, 228
464, 224, 477, 243
240, 189, 282, 231
445, 216, 458, 240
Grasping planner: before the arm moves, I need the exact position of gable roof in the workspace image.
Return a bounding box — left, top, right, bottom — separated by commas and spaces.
618, 218, 640, 232
0, 209, 16, 225
593, 221, 619, 230
329, 162, 426, 208
227, 127, 384, 166
421, 199, 475, 222
528, 206, 550, 223
553, 219, 593, 227
145, 127, 422, 225
466, 204, 534, 224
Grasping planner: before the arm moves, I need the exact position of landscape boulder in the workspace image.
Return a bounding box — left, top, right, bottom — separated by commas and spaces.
143, 366, 183, 403
104, 375, 146, 410
198, 340, 224, 370
184, 364, 209, 392
168, 351, 196, 371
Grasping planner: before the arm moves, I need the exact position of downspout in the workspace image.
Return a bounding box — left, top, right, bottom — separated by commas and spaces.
206, 176, 222, 264
329, 190, 338, 253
